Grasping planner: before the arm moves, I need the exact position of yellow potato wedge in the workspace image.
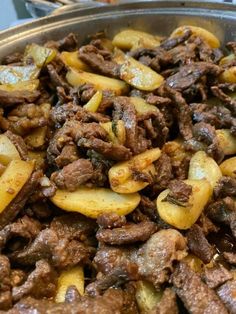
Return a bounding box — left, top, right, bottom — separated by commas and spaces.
109, 148, 161, 187
220, 157, 236, 178
170, 25, 220, 48
28, 151, 46, 170
60, 51, 91, 71
111, 164, 155, 194
136, 280, 162, 313
66, 68, 129, 95
83, 90, 103, 112
216, 129, 236, 155
50, 187, 140, 219
24, 44, 56, 67
24, 126, 47, 149
55, 266, 84, 303
156, 179, 212, 230
0, 134, 20, 165
0, 65, 40, 85
219, 54, 235, 66
182, 254, 205, 273
114, 51, 164, 91
112, 29, 161, 50
220, 66, 236, 83
100, 120, 126, 145
188, 151, 222, 189
0, 160, 34, 214
0, 80, 39, 92
130, 97, 158, 116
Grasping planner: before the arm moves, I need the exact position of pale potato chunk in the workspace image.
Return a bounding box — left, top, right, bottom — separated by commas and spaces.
170, 25, 220, 48
66, 68, 129, 95
136, 280, 162, 313
220, 66, 236, 83
24, 44, 56, 67
0, 80, 39, 92
55, 267, 84, 303
24, 126, 47, 149
0, 65, 40, 85
0, 134, 20, 165
28, 151, 46, 170
220, 157, 236, 178
216, 129, 236, 155
188, 151, 222, 189
60, 51, 91, 71
100, 120, 126, 145
156, 179, 212, 230
50, 187, 140, 219
0, 160, 34, 214
219, 54, 235, 66
130, 97, 158, 116
112, 29, 161, 50
83, 90, 103, 112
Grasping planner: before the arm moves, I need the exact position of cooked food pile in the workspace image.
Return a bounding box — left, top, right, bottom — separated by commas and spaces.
0, 25, 235, 313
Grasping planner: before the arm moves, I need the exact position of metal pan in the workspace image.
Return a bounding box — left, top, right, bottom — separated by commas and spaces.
0, 1, 236, 61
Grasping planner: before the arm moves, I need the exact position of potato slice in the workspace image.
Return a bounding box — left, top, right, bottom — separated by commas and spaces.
112, 29, 161, 50
55, 266, 84, 303
0, 80, 39, 92
188, 151, 222, 189
109, 148, 161, 187
28, 151, 46, 170
50, 187, 140, 219
24, 126, 47, 149
219, 54, 235, 66
60, 51, 91, 71
220, 157, 236, 178
130, 97, 158, 116
83, 90, 103, 112
111, 164, 155, 194
0, 160, 34, 214
66, 68, 129, 95
220, 66, 236, 83
156, 179, 212, 230
24, 44, 56, 67
114, 51, 163, 91
170, 25, 220, 48
136, 280, 162, 313
100, 120, 126, 145
0, 134, 20, 166
0, 65, 40, 85
216, 129, 236, 155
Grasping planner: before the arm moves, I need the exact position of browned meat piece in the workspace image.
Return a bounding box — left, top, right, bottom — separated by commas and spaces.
2, 52, 23, 65
159, 85, 193, 140
79, 45, 120, 78
97, 213, 127, 229
5, 131, 28, 160
113, 96, 151, 154
150, 288, 179, 314
47, 64, 69, 91
226, 41, 236, 55
202, 264, 233, 289
211, 85, 236, 115
96, 221, 157, 245
50, 213, 97, 241
76, 107, 110, 123
64, 286, 81, 303
217, 280, 236, 314
78, 137, 132, 161
197, 214, 219, 235
0, 255, 12, 310
223, 252, 236, 265
161, 28, 192, 50
12, 260, 57, 302
0, 89, 40, 107
55, 144, 79, 168
167, 180, 192, 205
172, 262, 228, 314
51, 159, 94, 191
214, 176, 236, 199
50, 103, 79, 126
46, 33, 77, 51
0, 170, 42, 229
10, 270, 27, 289
146, 94, 171, 106
0, 215, 41, 251
136, 229, 187, 288
187, 224, 215, 264
166, 62, 221, 91
168, 43, 197, 65
139, 196, 158, 221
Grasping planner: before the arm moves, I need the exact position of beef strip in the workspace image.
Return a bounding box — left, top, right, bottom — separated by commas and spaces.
97, 213, 127, 229
0, 89, 40, 107
55, 144, 80, 168
46, 33, 77, 51
211, 85, 236, 115
187, 224, 215, 264
0, 255, 12, 311
160, 28, 192, 50
214, 176, 236, 199
79, 45, 120, 78
150, 288, 179, 314
172, 262, 228, 314
166, 180, 192, 205
168, 42, 197, 65
217, 280, 236, 314
1, 52, 23, 65
202, 264, 233, 289
223, 252, 236, 265
10, 270, 27, 289
47, 64, 69, 91
51, 159, 94, 191
64, 286, 81, 303
0, 170, 42, 229
96, 221, 157, 245
12, 260, 57, 302
135, 229, 187, 288
166, 62, 221, 92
